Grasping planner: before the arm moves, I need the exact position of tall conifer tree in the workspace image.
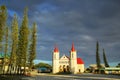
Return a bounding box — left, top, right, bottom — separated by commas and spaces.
4, 27, 8, 62
103, 49, 109, 67
96, 41, 101, 69
2, 27, 9, 74
0, 5, 7, 42
9, 14, 19, 73
17, 8, 29, 74
0, 5, 7, 74
28, 22, 37, 70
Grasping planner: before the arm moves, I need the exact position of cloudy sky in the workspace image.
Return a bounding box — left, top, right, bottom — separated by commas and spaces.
1, 0, 120, 67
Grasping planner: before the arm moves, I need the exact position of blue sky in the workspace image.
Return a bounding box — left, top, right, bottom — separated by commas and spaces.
0, 0, 120, 67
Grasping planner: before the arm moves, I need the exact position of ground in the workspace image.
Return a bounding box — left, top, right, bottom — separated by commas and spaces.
0, 72, 120, 80
35, 73, 120, 80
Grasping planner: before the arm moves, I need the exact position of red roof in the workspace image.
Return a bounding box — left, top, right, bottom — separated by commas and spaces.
77, 58, 84, 64
54, 45, 59, 52
71, 43, 76, 52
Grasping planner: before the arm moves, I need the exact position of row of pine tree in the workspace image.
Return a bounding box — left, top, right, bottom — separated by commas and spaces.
0, 5, 37, 74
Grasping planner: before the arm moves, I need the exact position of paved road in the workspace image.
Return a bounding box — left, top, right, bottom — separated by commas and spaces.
21, 73, 120, 80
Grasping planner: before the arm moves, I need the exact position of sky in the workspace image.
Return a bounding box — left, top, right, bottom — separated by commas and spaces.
0, 0, 120, 67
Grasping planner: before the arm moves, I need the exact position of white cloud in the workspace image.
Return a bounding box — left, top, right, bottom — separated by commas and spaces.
82, 35, 94, 41
34, 59, 52, 65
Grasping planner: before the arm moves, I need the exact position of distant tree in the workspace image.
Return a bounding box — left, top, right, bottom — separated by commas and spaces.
2, 26, 9, 74
34, 63, 52, 69
28, 22, 37, 71
9, 14, 19, 74
116, 63, 120, 67
17, 8, 29, 74
85, 68, 92, 73
96, 41, 101, 69
103, 49, 109, 67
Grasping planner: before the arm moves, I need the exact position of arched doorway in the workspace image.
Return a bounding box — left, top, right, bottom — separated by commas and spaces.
63, 65, 66, 72
59, 65, 62, 72
66, 65, 70, 72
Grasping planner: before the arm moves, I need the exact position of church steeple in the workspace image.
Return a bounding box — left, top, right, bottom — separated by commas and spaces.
71, 43, 76, 52
70, 43, 77, 74
54, 45, 59, 52
53, 44, 59, 73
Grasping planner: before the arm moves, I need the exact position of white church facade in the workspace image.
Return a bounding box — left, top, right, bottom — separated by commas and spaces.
52, 43, 85, 74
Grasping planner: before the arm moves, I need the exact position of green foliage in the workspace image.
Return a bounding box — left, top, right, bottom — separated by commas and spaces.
0, 5, 7, 50
17, 8, 29, 73
0, 6, 37, 74
96, 41, 101, 69
34, 63, 52, 69
4, 27, 9, 59
10, 14, 19, 65
28, 22, 37, 69
103, 49, 109, 67
2, 26, 9, 74
116, 63, 120, 67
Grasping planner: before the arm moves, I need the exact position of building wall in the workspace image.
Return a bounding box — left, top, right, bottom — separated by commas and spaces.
52, 52, 59, 73
52, 54, 85, 74
59, 55, 70, 72
70, 51, 78, 74
77, 64, 84, 73
52, 48, 84, 74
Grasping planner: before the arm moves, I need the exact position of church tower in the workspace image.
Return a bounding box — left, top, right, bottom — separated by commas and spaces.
52, 45, 59, 73
70, 43, 78, 74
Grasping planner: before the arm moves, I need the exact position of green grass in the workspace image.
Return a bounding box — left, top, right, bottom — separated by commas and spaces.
0, 74, 28, 80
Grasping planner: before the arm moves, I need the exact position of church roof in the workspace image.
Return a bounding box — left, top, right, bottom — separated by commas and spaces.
60, 55, 70, 60
77, 58, 84, 64
71, 43, 76, 52
66, 56, 70, 59
54, 45, 59, 52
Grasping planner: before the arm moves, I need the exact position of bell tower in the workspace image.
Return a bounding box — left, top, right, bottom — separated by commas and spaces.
52, 45, 59, 73
70, 43, 78, 74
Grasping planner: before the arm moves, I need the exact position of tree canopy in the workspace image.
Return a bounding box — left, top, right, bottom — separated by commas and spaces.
116, 63, 120, 67
28, 22, 37, 70
96, 41, 101, 69
103, 49, 109, 67
34, 63, 52, 69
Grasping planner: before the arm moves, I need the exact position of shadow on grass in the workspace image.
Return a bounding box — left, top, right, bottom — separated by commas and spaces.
0, 74, 30, 80
55, 72, 72, 75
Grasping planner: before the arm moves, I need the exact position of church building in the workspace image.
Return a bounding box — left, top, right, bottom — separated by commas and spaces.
52, 43, 84, 74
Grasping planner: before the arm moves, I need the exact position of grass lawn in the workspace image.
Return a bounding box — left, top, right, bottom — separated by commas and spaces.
0, 74, 29, 80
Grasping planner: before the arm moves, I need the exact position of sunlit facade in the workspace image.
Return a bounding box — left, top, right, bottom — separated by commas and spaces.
52, 43, 84, 74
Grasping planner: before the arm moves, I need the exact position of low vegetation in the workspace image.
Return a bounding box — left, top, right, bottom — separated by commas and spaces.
34, 62, 52, 69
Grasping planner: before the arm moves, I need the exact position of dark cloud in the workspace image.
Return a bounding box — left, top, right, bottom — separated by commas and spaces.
1, 0, 120, 67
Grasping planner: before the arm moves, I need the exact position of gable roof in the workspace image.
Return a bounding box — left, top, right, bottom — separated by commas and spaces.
77, 58, 84, 64
60, 54, 69, 60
